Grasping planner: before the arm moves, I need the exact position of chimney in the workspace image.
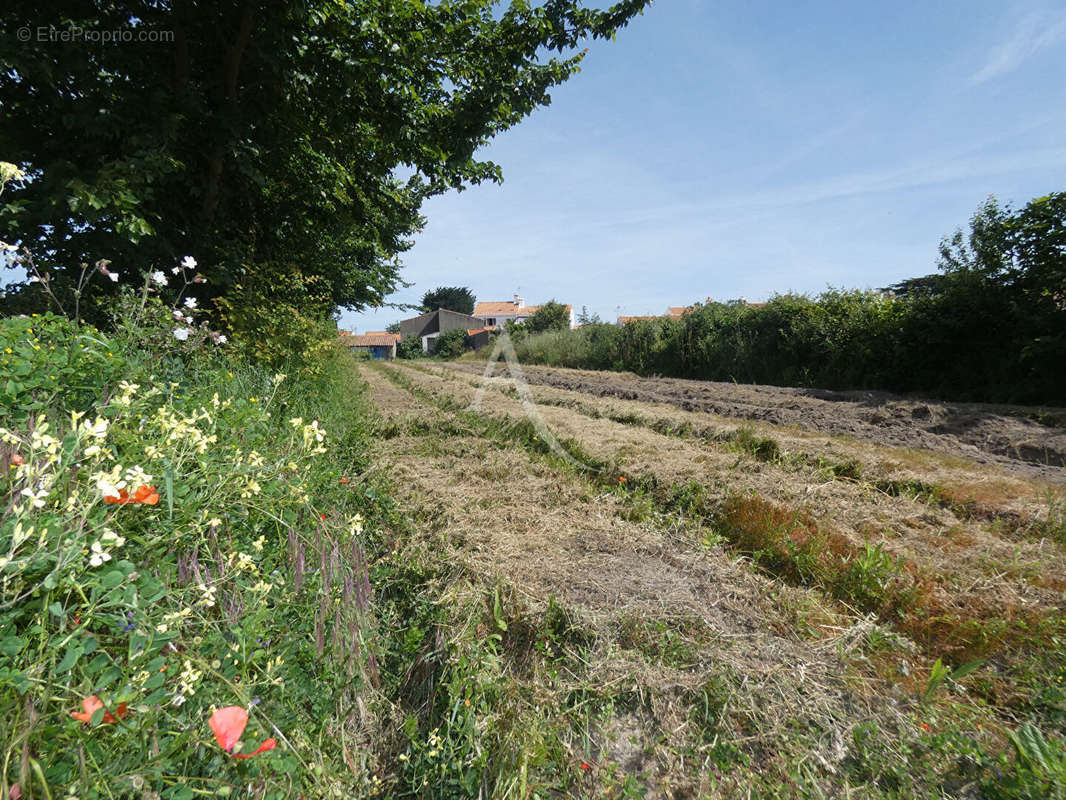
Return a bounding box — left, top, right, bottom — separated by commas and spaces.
513, 293, 524, 308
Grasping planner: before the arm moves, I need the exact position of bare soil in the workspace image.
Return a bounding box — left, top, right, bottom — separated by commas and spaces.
444, 362, 1066, 484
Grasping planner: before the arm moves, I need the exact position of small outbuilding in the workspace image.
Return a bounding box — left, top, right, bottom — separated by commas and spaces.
399, 309, 487, 353
340, 331, 400, 360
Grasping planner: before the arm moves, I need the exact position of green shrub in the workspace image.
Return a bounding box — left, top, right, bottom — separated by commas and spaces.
0, 313, 125, 426
434, 328, 468, 359
397, 335, 424, 359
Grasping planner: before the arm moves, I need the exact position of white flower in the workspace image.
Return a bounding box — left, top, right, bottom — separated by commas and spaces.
216, 334, 227, 344
100, 529, 126, 547
20, 487, 48, 509
150, 270, 167, 286
172, 309, 184, 320
107, 272, 119, 283
183, 297, 197, 309
181, 256, 197, 270
184, 315, 193, 324
89, 541, 112, 567
171, 266, 182, 275
172, 328, 190, 341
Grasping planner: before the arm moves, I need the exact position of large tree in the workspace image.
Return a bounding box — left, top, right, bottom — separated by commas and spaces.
0, 0, 647, 320
421, 286, 475, 315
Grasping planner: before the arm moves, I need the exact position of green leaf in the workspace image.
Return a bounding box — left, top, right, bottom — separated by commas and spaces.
0, 636, 27, 656
100, 570, 125, 589
56, 645, 82, 673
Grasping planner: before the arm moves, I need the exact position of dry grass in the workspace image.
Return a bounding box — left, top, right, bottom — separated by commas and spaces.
386, 363, 1066, 683
359, 364, 942, 796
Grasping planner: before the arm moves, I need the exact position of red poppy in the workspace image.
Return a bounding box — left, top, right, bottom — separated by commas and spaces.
580, 761, 592, 771
320, 513, 326, 521
104, 485, 160, 505
209, 706, 277, 759
617, 476, 627, 484
338, 477, 349, 485
70, 695, 127, 724
919, 722, 931, 732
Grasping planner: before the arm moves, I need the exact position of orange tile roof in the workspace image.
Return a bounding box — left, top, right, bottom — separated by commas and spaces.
365, 331, 401, 340
473, 301, 522, 316
345, 334, 399, 347
474, 301, 572, 318
466, 327, 492, 335
617, 315, 661, 324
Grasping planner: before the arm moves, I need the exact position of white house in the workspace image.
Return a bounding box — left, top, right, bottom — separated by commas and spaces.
473, 294, 574, 329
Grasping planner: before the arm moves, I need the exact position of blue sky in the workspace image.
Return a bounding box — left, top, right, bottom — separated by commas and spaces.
353, 0, 1066, 330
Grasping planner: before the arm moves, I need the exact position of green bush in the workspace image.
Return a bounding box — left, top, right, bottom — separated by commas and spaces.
0, 313, 126, 426
397, 335, 424, 359
434, 328, 468, 359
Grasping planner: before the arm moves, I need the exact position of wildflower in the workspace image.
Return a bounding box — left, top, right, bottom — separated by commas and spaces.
82, 417, 108, 439
919, 722, 931, 732
89, 542, 112, 567
172, 309, 184, 320
580, 761, 592, 771
184, 315, 193, 324
184, 297, 197, 309
338, 477, 349, 485
70, 695, 127, 724
150, 270, 167, 286
618, 476, 627, 484
104, 485, 160, 506
20, 487, 48, 509
9, 453, 23, 466
172, 327, 190, 341
208, 706, 277, 759
181, 255, 197, 270
171, 266, 182, 275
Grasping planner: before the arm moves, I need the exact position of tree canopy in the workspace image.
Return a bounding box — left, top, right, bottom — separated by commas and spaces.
0, 0, 648, 321
526, 299, 571, 333
421, 286, 476, 315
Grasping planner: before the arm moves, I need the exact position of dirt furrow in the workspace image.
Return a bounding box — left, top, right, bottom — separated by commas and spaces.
386, 362, 1066, 628
442, 361, 1066, 483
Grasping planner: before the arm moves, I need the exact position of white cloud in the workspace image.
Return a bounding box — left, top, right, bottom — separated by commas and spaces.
971, 10, 1066, 85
